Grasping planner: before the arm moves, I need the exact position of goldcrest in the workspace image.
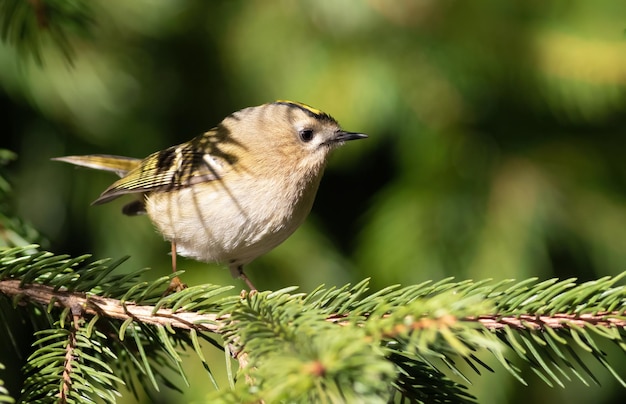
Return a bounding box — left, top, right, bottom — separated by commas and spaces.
53, 101, 367, 290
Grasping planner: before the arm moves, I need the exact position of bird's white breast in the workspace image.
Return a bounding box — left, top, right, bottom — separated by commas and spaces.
145, 170, 322, 266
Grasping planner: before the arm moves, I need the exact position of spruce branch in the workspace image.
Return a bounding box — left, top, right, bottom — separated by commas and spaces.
3, 278, 625, 336
0, 279, 224, 333
59, 311, 78, 402
471, 313, 626, 330
2, 244, 626, 402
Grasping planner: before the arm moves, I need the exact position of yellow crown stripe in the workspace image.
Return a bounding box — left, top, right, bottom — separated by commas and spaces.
274, 100, 325, 116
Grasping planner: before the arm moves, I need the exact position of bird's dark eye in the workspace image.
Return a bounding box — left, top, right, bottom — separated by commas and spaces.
299, 129, 315, 142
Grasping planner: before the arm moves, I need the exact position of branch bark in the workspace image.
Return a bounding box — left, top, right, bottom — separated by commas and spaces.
0, 279, 224, 333
2, 279, 625, 334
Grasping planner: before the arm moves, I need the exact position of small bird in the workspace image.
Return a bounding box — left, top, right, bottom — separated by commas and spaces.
53, 101, 367, 290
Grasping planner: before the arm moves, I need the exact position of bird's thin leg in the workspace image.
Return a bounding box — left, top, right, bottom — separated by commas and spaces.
171, 241, 177, 273
237, 265, 257, 291
165, 241, 186, 294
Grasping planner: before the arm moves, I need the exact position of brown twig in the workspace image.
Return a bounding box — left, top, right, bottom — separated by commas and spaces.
469, 313, 626, 330
2, 279, 626, 336
59, 310, 80, 403
0, 279, 225, 333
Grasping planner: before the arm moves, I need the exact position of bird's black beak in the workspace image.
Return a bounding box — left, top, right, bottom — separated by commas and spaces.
334, 130, 368, 142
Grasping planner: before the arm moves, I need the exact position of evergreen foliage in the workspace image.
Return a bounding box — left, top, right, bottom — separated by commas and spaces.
0, 363, 12, 404
0, 0, 91, 63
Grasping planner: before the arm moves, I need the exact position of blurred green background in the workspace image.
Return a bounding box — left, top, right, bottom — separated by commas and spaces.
2, 0, 626, 402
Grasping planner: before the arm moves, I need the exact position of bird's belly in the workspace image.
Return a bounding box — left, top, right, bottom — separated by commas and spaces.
145, 176, 319, 265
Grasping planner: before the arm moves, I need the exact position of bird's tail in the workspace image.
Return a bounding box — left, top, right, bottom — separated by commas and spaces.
52, 155, 141, 178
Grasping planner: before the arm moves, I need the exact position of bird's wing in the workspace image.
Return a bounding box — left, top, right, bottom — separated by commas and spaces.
93, 133, 236, 205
